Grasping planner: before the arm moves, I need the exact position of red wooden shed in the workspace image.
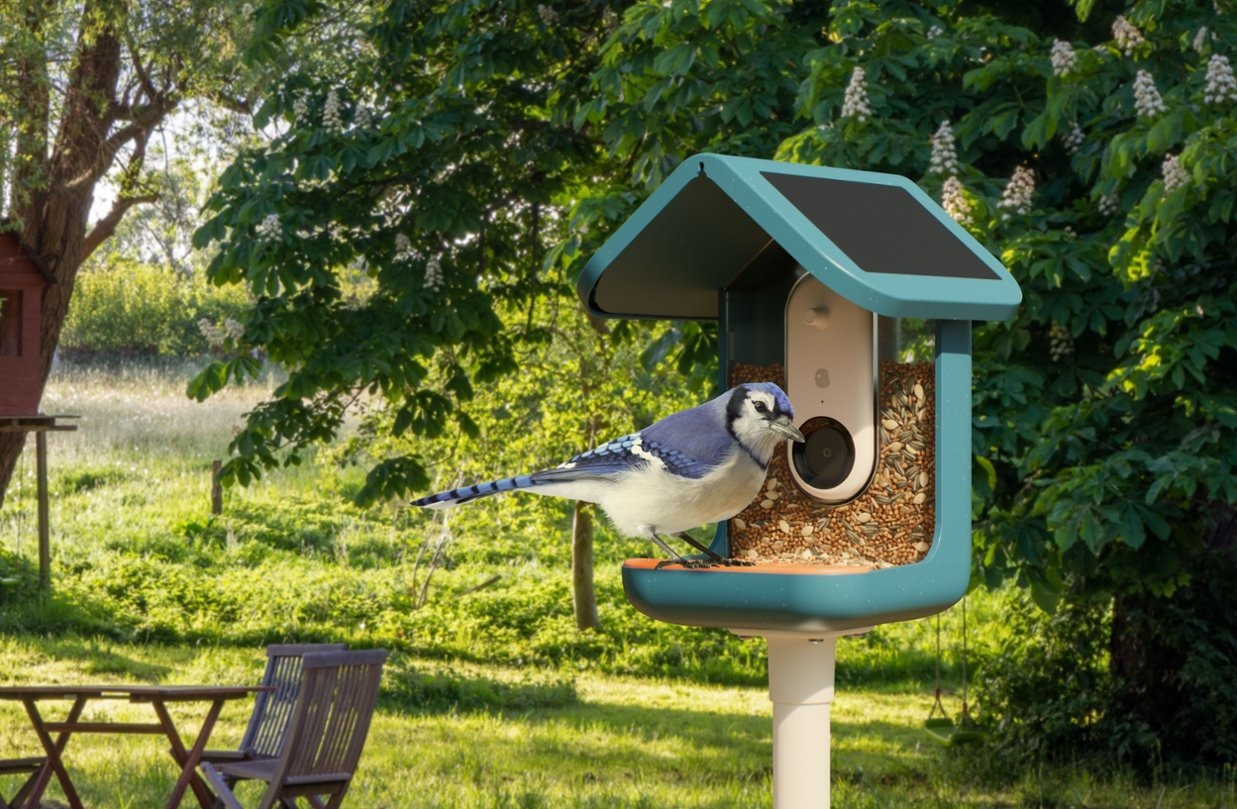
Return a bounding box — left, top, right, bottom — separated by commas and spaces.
0, 227, 54, 416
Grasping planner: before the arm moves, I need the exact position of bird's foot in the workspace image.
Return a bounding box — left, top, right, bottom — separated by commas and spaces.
654, 557, 715, 570
653, 555, 753, 570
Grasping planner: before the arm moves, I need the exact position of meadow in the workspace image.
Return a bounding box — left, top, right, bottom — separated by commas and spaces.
0, 360, 1234, 807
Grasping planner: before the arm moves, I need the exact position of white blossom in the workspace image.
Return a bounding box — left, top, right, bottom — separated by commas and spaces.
354, 105, 373, 129
292, 93, 309, 123
1049, 322, 1074, 362
198, 318, 224, 349
256, 213, 281, 241
223, 318, 245, 340
941, 176, 973, 226
1112, 15, 1145, 57
1062, 121, 1084, 155
537, 5, 557, 24
1203, 54, 1237, 105
1098, 192, 1121, 217
323, 88, 344, 132
394, 232, 414, 262
840, 67, 871, 122
1133, 70, 1166, 118
424, 255, 444, 292
926, 25, 943, 40
1162, 153, 1189, 192
929, 120, 959, 176
1050, 39, 1076, 77
999, 166, 1035, 220
1193, 27, 1211, 54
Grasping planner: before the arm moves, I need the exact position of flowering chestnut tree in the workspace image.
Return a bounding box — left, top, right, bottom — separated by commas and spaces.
197, 0, 1233, 764
774, 0, 1235, 764
191, 1, 627, 502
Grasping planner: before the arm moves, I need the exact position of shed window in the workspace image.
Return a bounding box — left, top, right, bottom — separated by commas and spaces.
0, 291, 21, 355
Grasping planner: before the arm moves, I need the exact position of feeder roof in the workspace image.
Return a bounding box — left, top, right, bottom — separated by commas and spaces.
578, 154, 1021, 322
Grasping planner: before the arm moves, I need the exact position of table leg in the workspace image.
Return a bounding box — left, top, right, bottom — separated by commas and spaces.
151, 698, 225, 809
21, 696, 87, 809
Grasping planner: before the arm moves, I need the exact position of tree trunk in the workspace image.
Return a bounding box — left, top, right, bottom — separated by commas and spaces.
0, 3, 174, 508
572, 500, 600, 630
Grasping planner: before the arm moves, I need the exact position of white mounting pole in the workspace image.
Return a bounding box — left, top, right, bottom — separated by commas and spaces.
733, 628, 871, 809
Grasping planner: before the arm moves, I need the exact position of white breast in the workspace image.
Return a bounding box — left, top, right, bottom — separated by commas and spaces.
593, 452, 768, 539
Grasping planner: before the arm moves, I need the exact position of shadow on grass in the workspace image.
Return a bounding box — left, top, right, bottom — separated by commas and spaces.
382, 661, 579, 714
0, 549, 133, 642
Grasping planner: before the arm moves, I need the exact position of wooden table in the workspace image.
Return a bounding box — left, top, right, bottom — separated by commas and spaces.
0, 683, 271, 809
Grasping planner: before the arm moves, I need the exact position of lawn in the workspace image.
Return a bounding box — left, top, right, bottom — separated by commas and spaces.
1, 360, 1234, 807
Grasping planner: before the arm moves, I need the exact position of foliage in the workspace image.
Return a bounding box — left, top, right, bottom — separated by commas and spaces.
59, 256, 250, 357
770, 0, 1235, 766
189, 0, 625, 501
189, 0, 837, 504
972, 593, 1114, 765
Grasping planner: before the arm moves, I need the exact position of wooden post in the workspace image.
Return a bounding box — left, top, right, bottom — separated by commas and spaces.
0, 415, 76, 591
571, 500, 599, 629
35, 429, 49, 590
210, 460, 223, 515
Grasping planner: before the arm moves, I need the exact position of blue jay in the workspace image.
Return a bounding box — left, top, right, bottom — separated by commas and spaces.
412, 383, 805, 566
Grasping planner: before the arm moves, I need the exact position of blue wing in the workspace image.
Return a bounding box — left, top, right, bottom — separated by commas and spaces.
523, 427, 721, 484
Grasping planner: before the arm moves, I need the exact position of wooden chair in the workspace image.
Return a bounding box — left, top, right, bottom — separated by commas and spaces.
0, 755, 43, 809
200, 649, 388, 809
201, 643, 348, 768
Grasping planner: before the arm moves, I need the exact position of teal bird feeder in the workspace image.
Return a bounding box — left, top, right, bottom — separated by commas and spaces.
577, 153, 1020, 808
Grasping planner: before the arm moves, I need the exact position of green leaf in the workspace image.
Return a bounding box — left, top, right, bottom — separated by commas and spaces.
186, 362, 229, 402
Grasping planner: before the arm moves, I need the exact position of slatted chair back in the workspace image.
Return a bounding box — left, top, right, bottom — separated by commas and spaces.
200, 649, 387, 809
241, 643, 347, 759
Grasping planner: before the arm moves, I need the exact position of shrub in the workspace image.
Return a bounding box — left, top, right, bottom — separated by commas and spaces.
60, 256, 249, 357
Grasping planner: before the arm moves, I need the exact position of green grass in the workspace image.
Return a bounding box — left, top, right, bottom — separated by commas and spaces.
1, 638, 1234, 808
1, 359, 1235, 807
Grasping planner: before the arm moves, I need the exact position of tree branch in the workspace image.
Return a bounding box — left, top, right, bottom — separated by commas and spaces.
82, 193, 157, 260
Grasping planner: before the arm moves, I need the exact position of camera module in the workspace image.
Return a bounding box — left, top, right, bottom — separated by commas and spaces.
791, 417, 855, 492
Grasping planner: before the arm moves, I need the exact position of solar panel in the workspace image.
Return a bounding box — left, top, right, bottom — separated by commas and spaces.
761, 171, 1000, 281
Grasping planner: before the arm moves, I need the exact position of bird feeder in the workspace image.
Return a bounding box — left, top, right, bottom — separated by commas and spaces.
0, 228, 53, 416
577, 153, 1020, 808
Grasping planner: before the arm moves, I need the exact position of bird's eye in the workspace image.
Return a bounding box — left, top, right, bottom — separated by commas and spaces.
752, 400, 768, 413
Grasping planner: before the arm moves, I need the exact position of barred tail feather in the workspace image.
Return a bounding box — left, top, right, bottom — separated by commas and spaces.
411, 475, 536, 509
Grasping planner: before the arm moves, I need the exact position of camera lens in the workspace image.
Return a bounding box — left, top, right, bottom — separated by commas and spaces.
791, 417, 855, 491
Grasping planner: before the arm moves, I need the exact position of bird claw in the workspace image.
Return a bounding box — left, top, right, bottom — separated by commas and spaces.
654, 558, 711, 570
653, 556, 754, 570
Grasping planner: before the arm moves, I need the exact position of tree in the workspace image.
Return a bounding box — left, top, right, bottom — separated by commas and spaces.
190, 0, 828, 623
195, 0, 1234, 765
191, 0, 826, 500
771, 0, 1234, 766
0, 0, 253, 506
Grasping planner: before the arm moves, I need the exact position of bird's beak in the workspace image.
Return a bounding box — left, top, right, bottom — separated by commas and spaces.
770, 417, 806, 443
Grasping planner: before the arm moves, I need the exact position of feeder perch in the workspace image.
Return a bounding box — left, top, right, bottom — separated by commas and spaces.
578, 154, 1020, 808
